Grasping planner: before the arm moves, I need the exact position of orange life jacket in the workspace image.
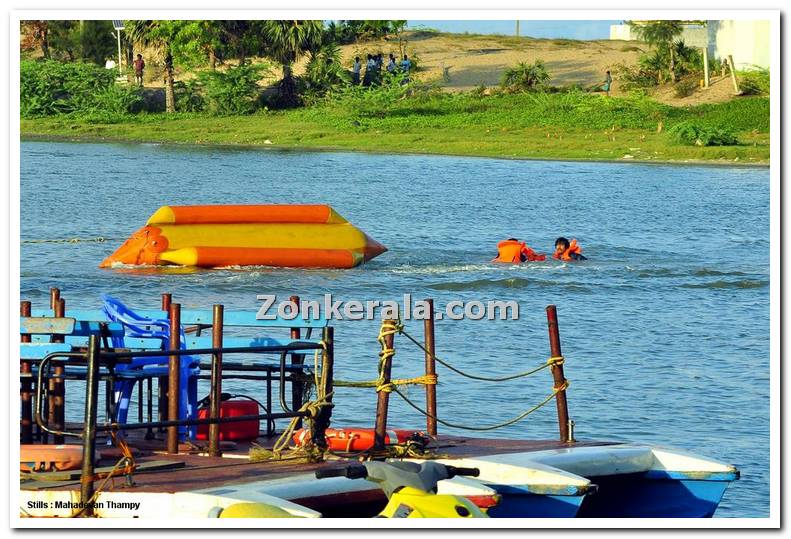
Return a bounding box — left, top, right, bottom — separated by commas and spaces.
494, 240, 546, 263
553, 239, 583, 261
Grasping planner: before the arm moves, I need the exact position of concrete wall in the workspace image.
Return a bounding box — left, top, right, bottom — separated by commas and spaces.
609, 20, 770, 69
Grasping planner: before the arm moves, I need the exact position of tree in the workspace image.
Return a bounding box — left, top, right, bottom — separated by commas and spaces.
628, 20, 684, 82
20, 21, 51, 59
126, 20, 199, 113
261, 20, 324, 107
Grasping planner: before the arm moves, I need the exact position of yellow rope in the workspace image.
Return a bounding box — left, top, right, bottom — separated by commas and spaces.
334, 373, 437, 391
391, 377, 570, 432
21, 236, 114, 245
398, 328, 557, 382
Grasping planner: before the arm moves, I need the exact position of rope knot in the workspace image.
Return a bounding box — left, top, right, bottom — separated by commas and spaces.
547, 355, 565, 367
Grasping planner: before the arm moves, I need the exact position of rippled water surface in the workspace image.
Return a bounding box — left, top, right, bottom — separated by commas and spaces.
20, 141, 770, 517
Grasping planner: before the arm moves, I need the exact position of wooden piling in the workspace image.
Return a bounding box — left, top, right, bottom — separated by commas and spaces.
703, 47, 710, 88
79, 335, 101, 516
373, 318, 397, 450
158, 293, 172, 432
423, 299, 438, 436
208, 304, 224, 457
310, 326, 334, 454
546, 305, 572, 443
167, 303, 181, 454
51, 297, 66, 444
20, 301, 33, 443
289, 295, 305, 428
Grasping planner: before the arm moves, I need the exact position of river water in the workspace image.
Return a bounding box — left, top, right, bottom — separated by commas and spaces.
19, 141, 770, 517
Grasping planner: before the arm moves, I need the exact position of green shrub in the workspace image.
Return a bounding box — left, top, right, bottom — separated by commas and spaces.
668, 121, 739, 146
501, 60, 551, 93
674, 79, 697, 98
20, 59, 144, 117
738, 68, 769, 96
198, 63, 267, 115
174, 79, 206, 113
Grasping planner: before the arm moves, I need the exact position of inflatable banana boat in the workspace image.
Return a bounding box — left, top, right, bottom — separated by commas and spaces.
100, 205, 387, 269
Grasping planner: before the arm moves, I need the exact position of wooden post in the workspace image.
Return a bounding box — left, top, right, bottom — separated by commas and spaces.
423, 299, 438, 436
728, 54, 740, 94
373, 318, 397, 450
158, 293, 172, 432
79, 335, 101, 516
51, 297, 66, 444
546, 305, 571, 443
208, 304, 224, 457
310, 327, 334, 455
167, 303, 181, 454
20, 301, 33, 443
288, 295, 305, 428
703, 47, 710, 88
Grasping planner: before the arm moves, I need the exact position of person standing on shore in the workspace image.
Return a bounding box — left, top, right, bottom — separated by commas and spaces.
386, 54, 397, 74
133, 54, 145, 87
603, 70, 612, 96
352, 56, 361, 85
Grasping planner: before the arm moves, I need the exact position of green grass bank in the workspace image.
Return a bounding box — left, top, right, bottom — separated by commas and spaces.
21, 92, 770, 164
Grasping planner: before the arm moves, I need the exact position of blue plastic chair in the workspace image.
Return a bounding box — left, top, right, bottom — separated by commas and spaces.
101, 295, 199, 440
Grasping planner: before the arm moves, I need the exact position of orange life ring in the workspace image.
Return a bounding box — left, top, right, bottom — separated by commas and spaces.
20, 444, 85, 472
292, 427, 424, 453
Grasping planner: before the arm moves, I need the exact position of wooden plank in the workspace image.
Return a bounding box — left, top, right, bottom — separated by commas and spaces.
19, 459, 186, 483
20, 343, 72, 359
32, 308, 329, 328
20, 317, 75, 335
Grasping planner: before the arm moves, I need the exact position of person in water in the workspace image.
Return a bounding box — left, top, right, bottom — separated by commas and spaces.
494, 238, 546, 263
553, 237, 587, 261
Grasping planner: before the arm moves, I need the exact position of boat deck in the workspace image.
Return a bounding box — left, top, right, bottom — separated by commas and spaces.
21, 429, 617, 494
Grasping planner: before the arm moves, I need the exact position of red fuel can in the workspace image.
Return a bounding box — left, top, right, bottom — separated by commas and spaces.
195, 399, 260, 441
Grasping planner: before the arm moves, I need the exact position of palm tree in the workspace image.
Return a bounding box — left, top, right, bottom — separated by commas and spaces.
126, 20, 182, 112
629, 21, 684, 83
261, 20, 323, 106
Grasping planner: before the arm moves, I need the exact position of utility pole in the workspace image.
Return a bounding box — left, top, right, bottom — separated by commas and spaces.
112, 20, 124, 79
516, 20, 520, 37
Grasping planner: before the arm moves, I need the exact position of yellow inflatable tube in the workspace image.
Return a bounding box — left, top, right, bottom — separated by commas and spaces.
100, 204, 387, 269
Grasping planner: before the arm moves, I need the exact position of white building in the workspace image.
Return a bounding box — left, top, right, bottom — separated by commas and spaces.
609, 20, 770, 69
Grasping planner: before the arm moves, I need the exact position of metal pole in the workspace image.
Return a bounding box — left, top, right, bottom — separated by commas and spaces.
373, 319, 396, 450
79, 335, 101, 516
167, 303, 181, 454
516, 20, 520, 37
117, 30, 123, 78
703, 46, 710, 88
288, 295, 304, 428
51, 298, 66, 444
208, 304, 224, 457
20, 301, 33, 443
728, 54, 740, 94
546, 305, 571, 443
423, 299, 438, 436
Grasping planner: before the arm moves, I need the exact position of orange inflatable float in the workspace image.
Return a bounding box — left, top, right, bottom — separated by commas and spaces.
100, 204, 387, 269
292, 427, 425, 453
21, 444, 85, 472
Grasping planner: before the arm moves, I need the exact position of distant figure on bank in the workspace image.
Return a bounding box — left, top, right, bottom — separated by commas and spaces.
133, 54, 145, 87
387, 54, 397, 74
352, 56, 361, 85
364, 54, 375, 86
493, 238, 546, 263
603, 70, 612, 96
553, 237, 587, 261
721, 57, 729, 78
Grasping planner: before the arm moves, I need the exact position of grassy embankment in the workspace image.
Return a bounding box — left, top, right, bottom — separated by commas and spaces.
21, 91, 770, 164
